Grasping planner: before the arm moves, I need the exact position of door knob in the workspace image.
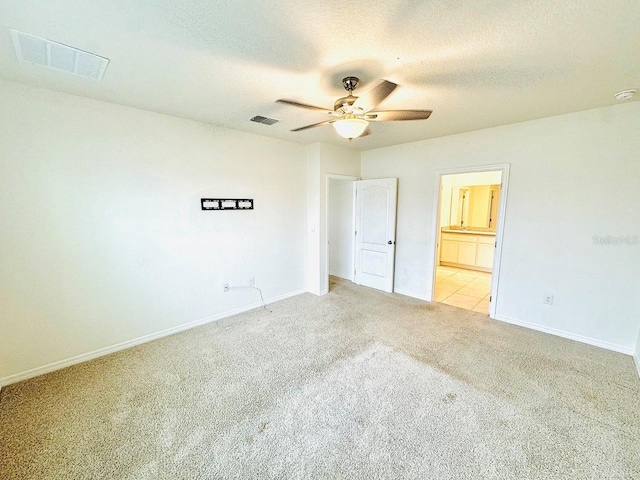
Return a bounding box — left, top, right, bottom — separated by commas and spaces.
388, 240, 394, 245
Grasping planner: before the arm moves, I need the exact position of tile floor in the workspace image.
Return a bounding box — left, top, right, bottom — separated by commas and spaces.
434, 266, 491, 314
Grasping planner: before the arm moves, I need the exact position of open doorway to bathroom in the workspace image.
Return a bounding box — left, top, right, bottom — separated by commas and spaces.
432, 168, 507, 315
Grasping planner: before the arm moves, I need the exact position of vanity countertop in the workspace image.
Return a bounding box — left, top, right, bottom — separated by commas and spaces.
442, 229, 496, 236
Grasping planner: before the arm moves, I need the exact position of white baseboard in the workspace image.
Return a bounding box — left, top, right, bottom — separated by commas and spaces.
494, 315, 634, 355
0, 289, 306, 387
634, 352, 640, 380
306, 288, 329, 296
393, 288, 432, 302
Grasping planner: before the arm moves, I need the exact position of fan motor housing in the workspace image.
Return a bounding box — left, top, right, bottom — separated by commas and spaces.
342, 76, 359, 91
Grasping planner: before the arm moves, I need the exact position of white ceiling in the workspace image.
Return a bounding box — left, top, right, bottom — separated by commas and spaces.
1, 0, 638, 150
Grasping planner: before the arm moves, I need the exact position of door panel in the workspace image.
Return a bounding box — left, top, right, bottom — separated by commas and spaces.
355, 178, 398, 292
361, 250, 387, 277
362, 187, 389, 244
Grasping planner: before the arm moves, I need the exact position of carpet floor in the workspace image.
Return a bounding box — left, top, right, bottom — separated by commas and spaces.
1, 277, 639, 479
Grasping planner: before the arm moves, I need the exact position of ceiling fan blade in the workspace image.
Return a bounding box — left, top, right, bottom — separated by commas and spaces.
290, 119, 336, 132
352, 80, 397, 112
277, 99, 334, 114
365, 110, 433, 121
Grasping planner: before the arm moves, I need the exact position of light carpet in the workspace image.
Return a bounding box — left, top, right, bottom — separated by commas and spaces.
1, 277, 639, 479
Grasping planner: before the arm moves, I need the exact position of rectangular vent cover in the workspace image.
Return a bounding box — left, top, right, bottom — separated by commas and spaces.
11, 29, 109, 81
250, 115, 279, 125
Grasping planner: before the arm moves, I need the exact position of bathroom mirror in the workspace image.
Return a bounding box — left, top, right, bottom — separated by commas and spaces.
448, 185, 500, 230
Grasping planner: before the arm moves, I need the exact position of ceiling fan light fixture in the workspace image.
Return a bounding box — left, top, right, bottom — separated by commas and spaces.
333, 117, 368, 139
279, 76, 432, 138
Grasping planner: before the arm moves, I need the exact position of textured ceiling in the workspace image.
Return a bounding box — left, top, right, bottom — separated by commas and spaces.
0, 0, 638, 150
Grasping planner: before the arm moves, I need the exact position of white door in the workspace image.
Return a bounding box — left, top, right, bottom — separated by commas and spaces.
354, 178, 398, 292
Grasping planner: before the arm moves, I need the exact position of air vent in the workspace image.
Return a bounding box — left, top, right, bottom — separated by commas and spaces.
11, 29, 109, 81
250, 115, 279, 126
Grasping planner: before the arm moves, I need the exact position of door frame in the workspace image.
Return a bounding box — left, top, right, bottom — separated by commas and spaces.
429, 164, 510, 318
325, 174, 359, 293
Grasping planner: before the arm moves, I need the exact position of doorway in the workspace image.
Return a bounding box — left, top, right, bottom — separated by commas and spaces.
431, 166, 509, 317
326, 175, 357, 292
326, 176, 398, 294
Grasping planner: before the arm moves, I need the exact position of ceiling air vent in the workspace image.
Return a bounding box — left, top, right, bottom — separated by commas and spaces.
10, 29, 109, 81
250, 115, 279, 126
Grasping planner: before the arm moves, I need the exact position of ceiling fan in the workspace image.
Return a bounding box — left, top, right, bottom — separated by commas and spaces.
277, 76, 432, 139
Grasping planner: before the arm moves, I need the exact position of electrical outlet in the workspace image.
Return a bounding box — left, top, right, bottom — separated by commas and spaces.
543, 293, 553, 305
249, 277, 255, 286
223, 282, 229, 292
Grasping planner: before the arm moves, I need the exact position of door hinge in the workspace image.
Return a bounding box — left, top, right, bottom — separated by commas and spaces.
489, 296, 492, 302
355, 230, 357, 236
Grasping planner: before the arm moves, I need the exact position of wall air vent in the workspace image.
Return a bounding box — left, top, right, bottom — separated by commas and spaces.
250, 115, 279, 126
10, 29, 109, 81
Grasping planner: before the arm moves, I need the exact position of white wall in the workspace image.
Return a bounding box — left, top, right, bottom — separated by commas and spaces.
328, 179, 354, 279
362, 101, 640, 353
635, 329, 640, 378
306, 143, 360, 295
0, 80, 308, 383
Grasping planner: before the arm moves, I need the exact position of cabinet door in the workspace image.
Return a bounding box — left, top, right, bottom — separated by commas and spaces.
476, 243, 494, 269
458, 241, 477, 266
440, 240, 459, 263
